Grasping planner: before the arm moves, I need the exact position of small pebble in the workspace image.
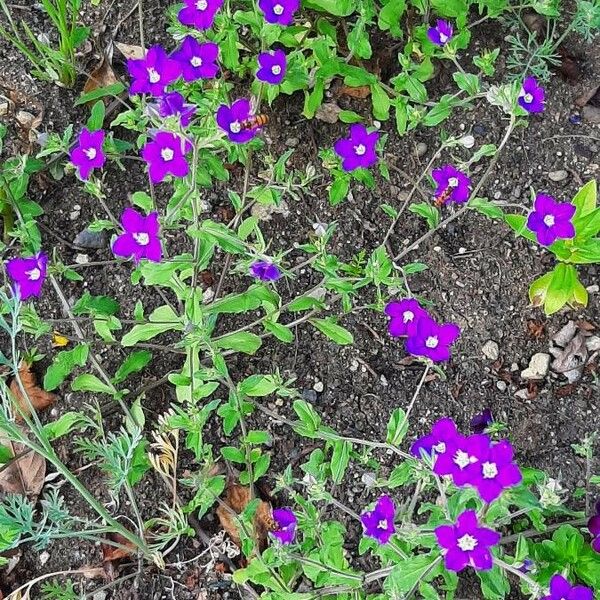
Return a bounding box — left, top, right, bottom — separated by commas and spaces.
521, 353, 551, 379
73, 228, 107, 249
416, 142, 428, 157
75, 253, 89, 264
0, 100, 8, 116
473, 124, 487, 135
285, 137, 299, 147
496, 380, 507, 392
313, 381, 324, 393
16, 110, 35, 127
302, 389, 317, 403
482, 340, 499, 361
548, 170, 568, 182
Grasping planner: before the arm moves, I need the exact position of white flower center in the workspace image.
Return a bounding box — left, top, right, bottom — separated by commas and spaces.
377, 519, 388, 530
230, 121, 241, 133
133, 232, 150, 246
272, 65, 282, 75
523, 92, 533, 104
84, 147, 97, 160
147, 67, 161, 84
439, 32, 449, 43
448, 177, 459, 188
354, 144, 366, 156
402, 310, 414, 324
190, 56, 203, 67
161, 148, 174, 162
196, 0, 208, 9
457, 533, 478, 552
26, 268, 41, 281
425, 335, 439, 349
432, 442, 446, 454
482, 461, 498, 479
273, 3, 284, 14
543, 214, 555, 227
453, 450, 471, 469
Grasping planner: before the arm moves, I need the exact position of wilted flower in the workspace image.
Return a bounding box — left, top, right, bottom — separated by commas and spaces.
469, 440, 522, 503
427, 19, 453, 46
127, 46, 180, 96
157, 92, 196, 127
384, 298, 428, 338
541, 574, 593, 600
250, 260, 281, 281
6, 253, 48, 300
518, 558, 535, 573
518, 76, 545, 113
361, 495, 396, 544
470, 409, 493, 434
171, 37, 219, 82
405, 315, 461, 362
432, 165, 471, 204
411, 417, 459, 459
258, 0, 299, 25
538, 477, 564, 509
112, 208, 162, 264
433, 433, 489, 486
588, 501, 600, 553
435, 510, 500, 571
526, 194, 575, 246
458, 134, 475, 149
69, 128, 106, 180
272, 508, 297, 544
256, 49, 287, 85
334, 124, 379, 172
216, 99, 258, 144
178, 0, 223, 29
141, 131, 191, 184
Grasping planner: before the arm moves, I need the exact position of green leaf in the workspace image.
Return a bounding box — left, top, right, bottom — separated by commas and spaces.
86, 100, 105, 131
131, 191, 153, 213
221, 446, 246, 463
378, 0, 406, 37
409, 203, 439, 229
264, 320, 294, 343
371, 83, 390, 120
287, 296, 325, 312
386, 408, 408, 445
469, 198, 504, 219
43, 344, 89, 391
384, 554, 441, 596
572, 179, 597, 220
431, 0, 468, 17
71, 374, 114, 395
239, 375, 278, 397
214, 332, 262, 355
75, 82, 125, 106
0, 444, 13, 463
292, 399, 322, 437
477, 564, 511, 599
73, 292, 119, 317
504, 214, 537, 242
330, 440, 351, 483
310, 318, 354, 345
238, 216, 258, 240
186, 474, 226, 518
112, 350, 152, 385
244, 430, 271, 445
329, 176, 351, 206
43, 411, 87, 441
452, 72, 480, 95
302, 0, 356, 16
338, 110, 363, 123
197, 220, 246, 254
121, 305, 182, 346
574, 207, 600, 240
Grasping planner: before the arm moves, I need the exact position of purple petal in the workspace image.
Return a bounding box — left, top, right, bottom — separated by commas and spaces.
434, 524, 456, 549
588, 515, 600, 537
470, 547, 493, 570
444, 547, 469, 571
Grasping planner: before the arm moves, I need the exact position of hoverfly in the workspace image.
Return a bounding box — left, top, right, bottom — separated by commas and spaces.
240, 114, 270, 131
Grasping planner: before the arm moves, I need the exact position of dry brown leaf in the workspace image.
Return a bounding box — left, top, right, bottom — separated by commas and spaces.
114, 41, 145, 61
0, 435, 45, 499
10, 363, 56, 419
83, 56, 118, 106
338, 85, 371, 99
216, 484, 275, 549
102, 532, 136, 563
315, 102, 342, 124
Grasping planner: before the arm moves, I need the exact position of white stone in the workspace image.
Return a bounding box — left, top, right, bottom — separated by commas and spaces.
521, 353, 550, 380
313, 381, 324, 393
75, 253, 89, 265
482, 340, 499, 361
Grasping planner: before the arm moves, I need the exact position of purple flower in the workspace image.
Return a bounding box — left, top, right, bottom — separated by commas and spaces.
405, 315, 460, 362
250, 261, 282, 281
435, 510, 500, 571
541, 574, 593, 600
518, 559, 535, 573
141, 131, 191, 184
258, 0, 299, 25
433, 433, 490, 486
6, 253, 48, 300
411, 417, 459, 459
272, 508, 297, 544
470, 409, 493, 434
334, 124, 379, 172
171, 37, 219, 82
588, 501, 600, 553
256, 49, 287, 85
470, 440, 522, 503
384, 298, 428, 337
157, 92, 196, 127
69, 128, 105, 180
112, 208, 162, 264
432, 165, 471, 204
127, 46, 180, 96
427, 19, 453, 46
216, 99, 258, 144
526, 194, 576, 246
178, 0, 223, 29
518, 76, 545, 114
361, 495, 396, 544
